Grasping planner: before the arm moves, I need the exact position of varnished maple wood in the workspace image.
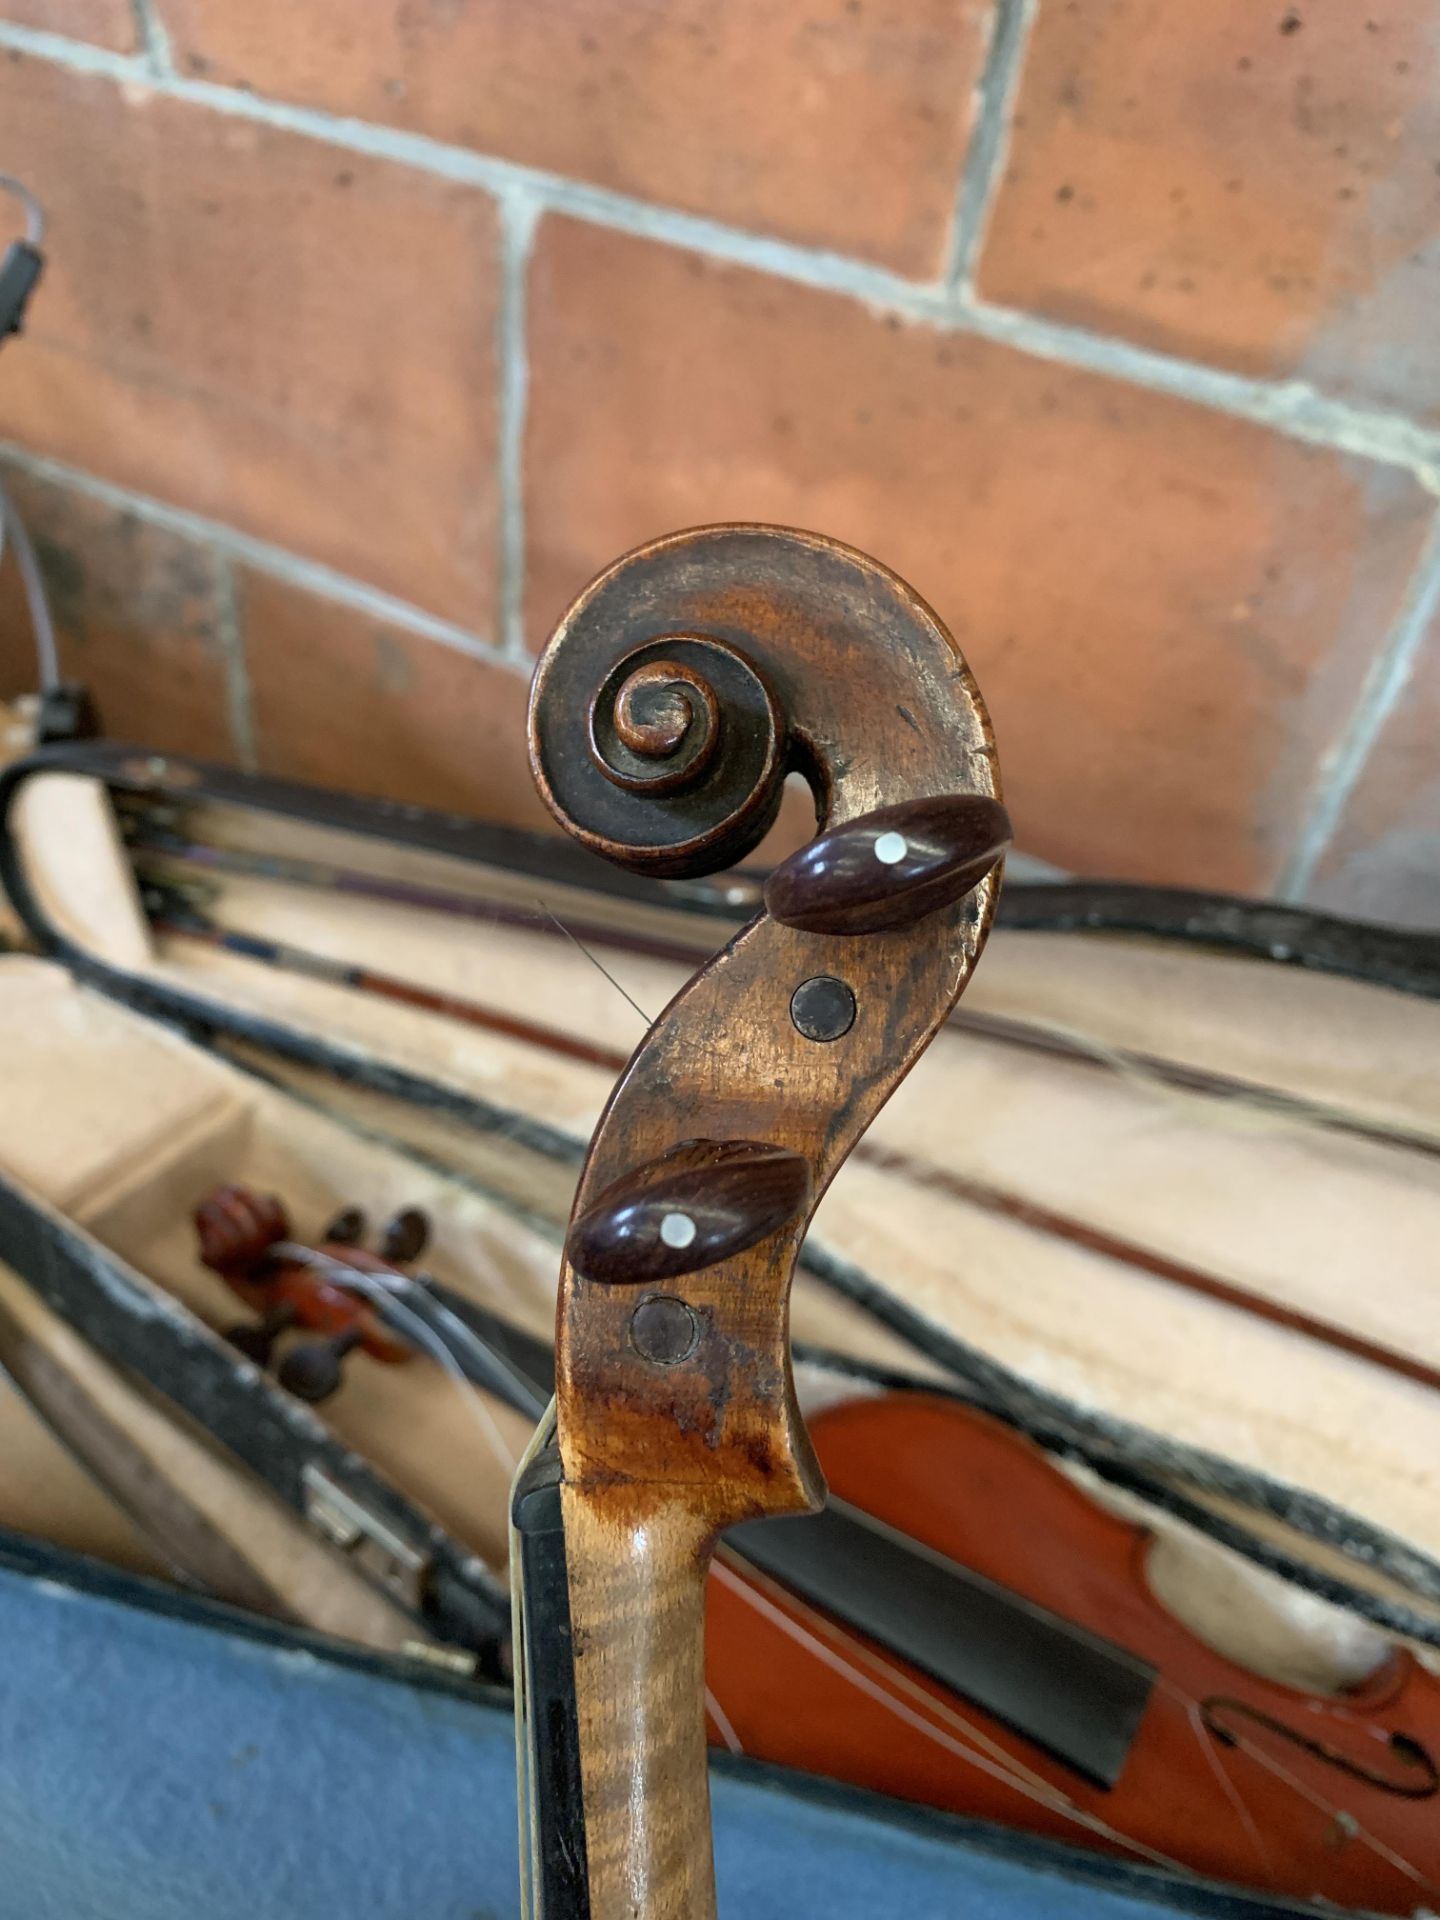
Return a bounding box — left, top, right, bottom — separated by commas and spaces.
524, 524, 1006, 1919
561, 1484, 717, 1920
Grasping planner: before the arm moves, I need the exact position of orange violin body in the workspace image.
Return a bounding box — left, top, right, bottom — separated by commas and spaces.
705, 1396, 1440, 1913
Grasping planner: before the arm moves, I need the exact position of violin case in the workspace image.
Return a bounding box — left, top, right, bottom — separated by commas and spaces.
0, 735, 1437, 1917
0, 1528, 1322, 1920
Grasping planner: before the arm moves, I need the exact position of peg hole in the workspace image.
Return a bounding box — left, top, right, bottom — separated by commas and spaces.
629, 1295, 699, 1366
791, 975, 856, 1042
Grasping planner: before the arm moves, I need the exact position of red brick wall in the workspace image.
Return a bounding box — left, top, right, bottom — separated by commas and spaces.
0, 3, 1435, 919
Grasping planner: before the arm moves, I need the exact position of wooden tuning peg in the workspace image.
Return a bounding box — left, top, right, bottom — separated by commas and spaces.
568, 1139, 811, 1287
379, 1206, 431, 1266
321, 1206, 367, 1246
224, 1301, 296, 1368
195, 1185, 289, 1272
277, 1326, 364, 1403
763, 792, 1011, 936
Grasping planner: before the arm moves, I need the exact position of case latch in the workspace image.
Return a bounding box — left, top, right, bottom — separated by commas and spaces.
301, 1463, 428, 1609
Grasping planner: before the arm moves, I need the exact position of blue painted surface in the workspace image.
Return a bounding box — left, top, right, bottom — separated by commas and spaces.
0, 1554, 1310, 1920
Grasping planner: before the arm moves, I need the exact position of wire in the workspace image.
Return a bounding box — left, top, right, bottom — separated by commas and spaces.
534, 894, 652, 1025
0, 173, 56, 698
0, 173, 44, 247
269, 1243, 527, 1476
0, 479, 60, 693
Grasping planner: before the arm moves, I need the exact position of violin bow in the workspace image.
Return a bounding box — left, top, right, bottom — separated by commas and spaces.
509, 524, 1009, 1920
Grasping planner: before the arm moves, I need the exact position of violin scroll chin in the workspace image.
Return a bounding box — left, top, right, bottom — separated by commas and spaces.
516, 524, 1010, 1920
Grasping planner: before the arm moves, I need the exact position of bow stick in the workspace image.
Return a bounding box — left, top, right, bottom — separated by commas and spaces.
509, 522, 1010, 1919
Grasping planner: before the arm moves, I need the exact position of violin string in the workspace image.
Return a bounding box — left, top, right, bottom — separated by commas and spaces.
272, 1240, 542, 1404
261, 1215, 1433, 1886
705, 1689, 744, 1755
270, 1245, 520, 1479
257, 1200, 1440, 1882
1178, 1692, 1278, 1887
533, 895, 652, 1026
713, 1555, 1062, 1802
271, 1243, 747, 1752
1156, 1674, 1437, 1896
413, 1283, 553, 1424
709, 1558, 1190, 1877
717, 1555, 1440, 1896
1182, 1701, 1440, 1898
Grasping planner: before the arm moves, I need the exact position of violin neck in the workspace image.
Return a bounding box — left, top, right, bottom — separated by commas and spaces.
512, 1418, 717, 1920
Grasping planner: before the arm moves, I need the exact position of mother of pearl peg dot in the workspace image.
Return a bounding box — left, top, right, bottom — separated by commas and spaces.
763, 794, 1010, 936
660, 1211, 697, 1249
568, 1140, 812, 1285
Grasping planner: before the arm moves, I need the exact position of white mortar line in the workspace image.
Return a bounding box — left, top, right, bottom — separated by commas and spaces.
1277, 513, 1440, 900
496, 196, 538, 662
3, 18, 1439, 486
0, 442, 521, 670
944, 0, 1038, 292
0, 19, 145, 76
129, 0, 173, 78
947, 298, 1440, 483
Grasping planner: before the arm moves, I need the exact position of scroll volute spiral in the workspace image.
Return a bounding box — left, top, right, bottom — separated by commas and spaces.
529, 524, 1008, 1529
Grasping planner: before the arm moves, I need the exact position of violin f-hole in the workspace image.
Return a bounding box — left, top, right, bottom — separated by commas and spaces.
1201, 1696, 1440, 1800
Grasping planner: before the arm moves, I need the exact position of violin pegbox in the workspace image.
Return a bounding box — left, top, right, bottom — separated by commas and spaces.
523, 523, 1009, 1920
194, 1185, 432, 1403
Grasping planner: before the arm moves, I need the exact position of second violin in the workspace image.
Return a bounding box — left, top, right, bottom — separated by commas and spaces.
195, 1185, 431, 1403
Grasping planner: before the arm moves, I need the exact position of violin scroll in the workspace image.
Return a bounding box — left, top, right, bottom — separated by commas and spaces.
529, 527, 1012, 896
534, 624, 788, 878
533, 526, 1009, 1502
195, 1185, 431, 1402
519, 525, 1009, 1920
